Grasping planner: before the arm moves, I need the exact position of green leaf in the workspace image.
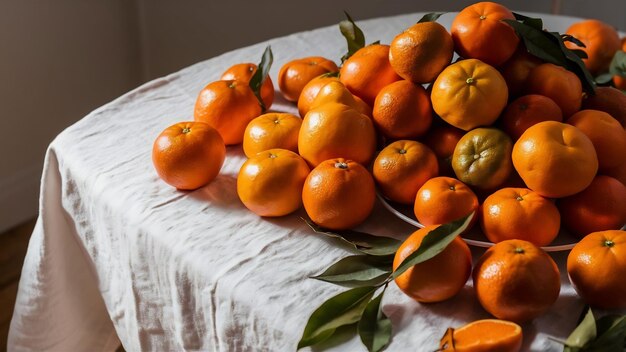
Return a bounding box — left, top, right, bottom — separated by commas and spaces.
609, 50, 626, 76
392, 213, 474, 279
502, 19, 566, 66
339, 11, 366, 63
249, 46, 273, 112
548, 31, 597, 95
303, 219, 402, 256
595, 73, 614, 85
571, 49, 589, 60
297, 286, 377, 349
511, 12, 544, 31
565, 308, 597, 348
417, 12, 446, 23
561, 34, 586, 48
311, 255, 392, 287
586, 315, 626, 351
358, 286, 392, 352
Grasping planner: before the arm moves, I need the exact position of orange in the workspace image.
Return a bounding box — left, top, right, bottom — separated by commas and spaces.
582, 86, 626, 128
558, 175, 626, 237
194, 80, 262, 145
452, 128, 513, 190
414, 177, 479, 226
242, 113, 301, 158
567, 230, 626, 309
613, 38, 626, 89
298, 102, 376, 167
512, 121, 598, 198
221, 62, 274, 109
439, 319, 523, 352
277, 56, 338, 102
393, 225, 472, 303
297, 74, 340, 117
237, 149, 310, 217
340, 44, 402, 106
373, 140, 438, 205
372, 80, 432, 139
421, 124, 465, 177
567, 109, 626, 171
565, 19, 621, 75
451, 2, 519, 66
309, 81, 372, 118
525, 63, 583, 118
604, 160, 626, 187
480, 188, 560, 247
499, 44, 542, 98
431, 59, 508, 131
152, 121, 225, 190
389, 21, 454, 83
473, 239, 561, 323
302, 158, 375, 230
500, 94, 563, 141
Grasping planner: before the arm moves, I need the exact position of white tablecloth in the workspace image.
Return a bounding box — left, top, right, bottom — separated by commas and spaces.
9, 12, 591, 352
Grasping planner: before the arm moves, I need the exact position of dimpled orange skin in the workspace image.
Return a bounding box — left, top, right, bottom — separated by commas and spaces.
431, 59, 508, 131
393, 226, 472, 303
480, 188, 561, 247
373, 80, 433, 139
297, 75, 340, 117
298, 103, 376, 167
473, 239, 561, 323
242, 113, 302, 158
373, 140, 439, 205
500, 94, 563, 141
221, 63, 275, 109
565, 20, 621, 75
414, 177, 479, 226
525, 63, 583, 118
442, 319, 523, 352
152, 121, 225, 190
237, 149, 310, 217
340, 44, 402, 106
389, 21, 454, 84
567, 230, 626, 309
194, 80, 262, 145
309, 81, 372, 118
302, 159, 375, 230
512, 121, 598, 198
278, 56, 338, 102
451, 2, 519, 66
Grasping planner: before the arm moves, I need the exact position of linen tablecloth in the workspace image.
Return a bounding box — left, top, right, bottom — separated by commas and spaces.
9, 12, 593, 352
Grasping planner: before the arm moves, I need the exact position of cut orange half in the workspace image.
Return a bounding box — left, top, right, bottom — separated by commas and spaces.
439, 319, 522, 352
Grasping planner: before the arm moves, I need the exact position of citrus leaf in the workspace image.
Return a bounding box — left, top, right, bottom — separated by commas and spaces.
586, 315, 626, 351
358, 286, 392, 352
297, 286, 377, 349
392, 213, 474, 279
595, 73, 614, 85
311, 255, 392, 287
571, 49, 589, 60
609, 51, 626, 76
502, 19, 566, 66
417, 12, 446, 23
512, 12, 543, 30
561, 34, 586, 48
303, 219, 402, 256
249, 46, 273, 112
548, 31, 597, 95
339, 11, 365, 64
565, 307, 597, 348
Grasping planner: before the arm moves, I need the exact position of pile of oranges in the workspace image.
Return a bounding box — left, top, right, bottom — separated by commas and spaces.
151, 1, 626, 349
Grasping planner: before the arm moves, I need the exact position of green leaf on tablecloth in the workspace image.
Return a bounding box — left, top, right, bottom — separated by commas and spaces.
392, 212, 474, 279
564, 308, 597, 350
311, 255, 392, 287
340, 11, 366, 64
358, 286, 392, 352
249, 45, 273, 112
303, 219, 402, 256
417, 12, 446, 23
297, 286, 377, 349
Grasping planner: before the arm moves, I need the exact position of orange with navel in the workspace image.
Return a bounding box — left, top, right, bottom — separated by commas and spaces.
500, 94, 563, 140
242, 113, 301, 158
414, 177, 479, 226
308, 81, 371, 117
372, 80, 432, 139
421, 124, 465, 177
565, 19, 621, 75
439, 319, 523, 352
278, 56, 338, 102
525, 63, 583, 118
221, 63, 274, 109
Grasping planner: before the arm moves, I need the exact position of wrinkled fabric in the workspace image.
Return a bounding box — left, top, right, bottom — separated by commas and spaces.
9, 12, 590, 352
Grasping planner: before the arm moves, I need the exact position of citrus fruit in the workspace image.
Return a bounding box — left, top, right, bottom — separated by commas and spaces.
421, 124, 465, 177
512, 121, 598, 198
473, 239, 561, 323
309, 80, 372, 117
242, 113, 302, 158
499, 44, 542, 98
582, 86, 626, 128
194, 80, 262, 145
567, 230, 626, 309
431, 58, 508, 131
567, 109, 626, 171
480, 188, 560, 246
277, 56, 338, 102
339, 44, 401, 106
558, 175, 626, 237
298, 102, 376, 167
565, 19, 621, 75
372, 80, 432, 139
439, 319, 523, 352
613, 38, 626, 89
393, 225, 472, 303
451, 2, 519, 66
389, 21, 454, 84
452, 128, 513, 190
152, 121, 225, 190
525, 63, 582, 118
414, 177, 479, 226
373, 140, 438, 205
604, 160, 626, 187
500, 94, 563, 140
302, 158, 375, 230
297, 74, 340, 117
221, 62, 274, 109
